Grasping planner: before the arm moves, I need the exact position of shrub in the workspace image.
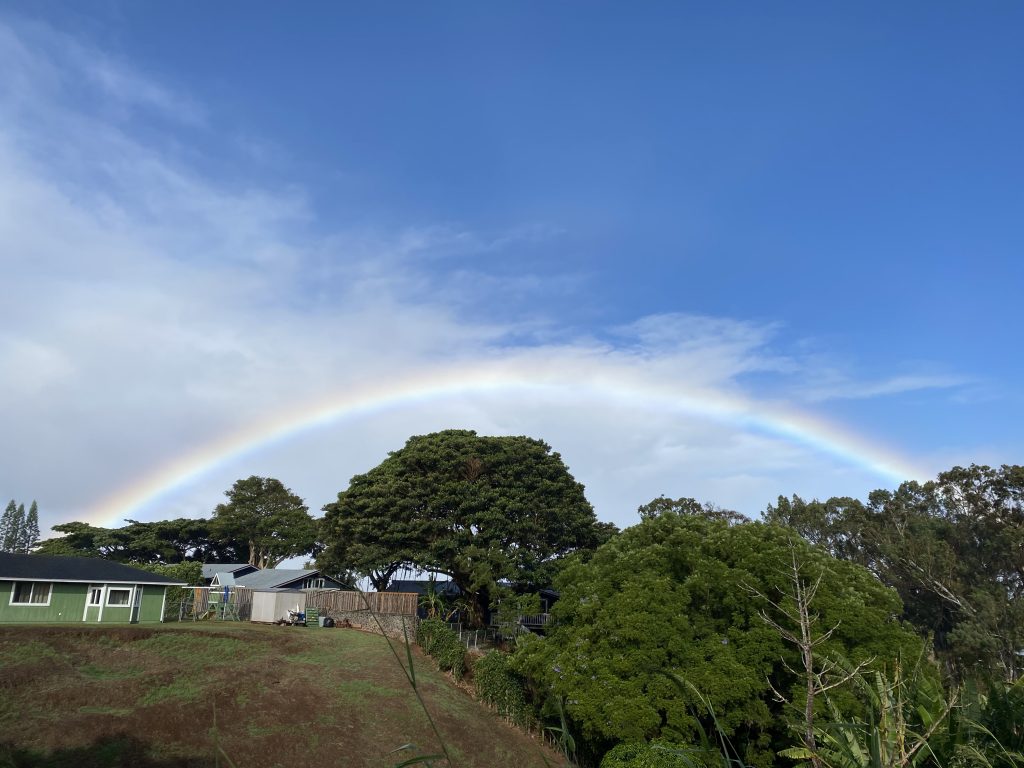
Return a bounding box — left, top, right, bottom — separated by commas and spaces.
600, 741, 712, 768
515, 515, 923, 763
416, 618, 467, 680
472, 651, 533, 728
129, 561, 203, 618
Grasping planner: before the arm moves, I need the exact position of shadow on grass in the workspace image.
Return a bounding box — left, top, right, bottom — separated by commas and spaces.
0, 735, 211, 768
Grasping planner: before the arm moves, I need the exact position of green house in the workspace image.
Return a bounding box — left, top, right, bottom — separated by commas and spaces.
0, 553, 186, 624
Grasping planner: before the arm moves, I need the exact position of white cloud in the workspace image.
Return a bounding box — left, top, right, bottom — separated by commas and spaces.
0, 16, 953, 537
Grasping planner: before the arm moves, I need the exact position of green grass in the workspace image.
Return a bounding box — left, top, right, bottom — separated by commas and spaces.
78, 663, 142, 680
139, 674, 207, 706
328, 677, 408, 703
131, 631, 259, 661
0, 639, 64, 666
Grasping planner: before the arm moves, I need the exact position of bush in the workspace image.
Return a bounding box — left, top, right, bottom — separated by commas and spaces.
472, 651, 533, 728
600, 741, 713, 768
129, 561, 203, 619
515, 515, 923, 763
416, 618, 467, 680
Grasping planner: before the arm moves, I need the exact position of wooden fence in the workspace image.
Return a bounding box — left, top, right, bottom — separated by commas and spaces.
306, 589, 418, 616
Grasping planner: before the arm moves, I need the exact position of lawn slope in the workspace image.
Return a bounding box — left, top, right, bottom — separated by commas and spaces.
0, 623, 562, 768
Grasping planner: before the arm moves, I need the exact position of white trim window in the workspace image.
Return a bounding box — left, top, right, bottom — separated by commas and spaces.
87, 586, 103, 606
106, 587, 132, 606
10, 581, 53, 606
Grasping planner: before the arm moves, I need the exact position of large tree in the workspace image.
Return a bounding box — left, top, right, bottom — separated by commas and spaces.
514, 513, 923, 767
637, 495, 748, 525
766, 464, 1024, 681
120, 517, 246, 563
35, 518, 248, 563
0, 501, 21, 552
0, 500, 39, 553
34, 522, 110, 558
213, 476, 319, 568
21, 501, 39, 553
320, 430, 613, 622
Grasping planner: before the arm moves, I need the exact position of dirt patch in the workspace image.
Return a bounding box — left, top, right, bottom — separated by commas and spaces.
0, 624, 566, 768
21, 625, 160, 642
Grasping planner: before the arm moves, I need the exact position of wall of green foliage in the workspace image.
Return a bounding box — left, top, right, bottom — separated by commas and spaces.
600, 741, 712, 768
416, 618, 467, 679
514, 514, 924, 767
472, 650, 534, 728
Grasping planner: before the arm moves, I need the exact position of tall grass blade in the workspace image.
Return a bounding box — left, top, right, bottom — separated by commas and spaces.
210, 698, 239, 768
660, 671, 754, 768
390, 743, 445, 767
352, 587, 455, 767
404, 618, 417, 689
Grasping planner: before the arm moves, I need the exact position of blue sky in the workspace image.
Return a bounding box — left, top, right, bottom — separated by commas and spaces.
1, 3, 1021, 532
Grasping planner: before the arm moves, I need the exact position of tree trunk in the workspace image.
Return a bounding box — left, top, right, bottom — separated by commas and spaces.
452, 577, 489, 628
369, 563, 403, 592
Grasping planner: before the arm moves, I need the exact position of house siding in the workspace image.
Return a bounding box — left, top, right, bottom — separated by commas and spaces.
0, 581, 168, 624
0, 581, 86, 623
99, 597, 132, 622
140, 587, 164, 622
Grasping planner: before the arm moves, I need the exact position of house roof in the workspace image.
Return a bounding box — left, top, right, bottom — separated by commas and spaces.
201, 563, 255, 579
210, 572, 236, 586
234, 569, 320, 589
390, 579, 461, 596
0, 553, 186, 585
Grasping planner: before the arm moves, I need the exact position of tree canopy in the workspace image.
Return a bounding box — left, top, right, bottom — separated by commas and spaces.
766, 464, 1024, 681
1, 500, 39, 553
513, 513, 922, 767
320, 429, 614, 622
34, 476, 320, 568
637, 495, 749, 525
212, 476, 319, 569
35, 518, 247, 563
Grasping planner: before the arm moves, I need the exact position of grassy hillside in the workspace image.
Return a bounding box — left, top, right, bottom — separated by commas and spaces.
0, 623, 563, 768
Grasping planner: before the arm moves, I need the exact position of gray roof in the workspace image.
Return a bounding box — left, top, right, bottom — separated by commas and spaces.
201, 563, 255, 579
234, 569, 320, 589
0, 553, 186, 585
391, 579, 461, 597
210, 572, 236, 586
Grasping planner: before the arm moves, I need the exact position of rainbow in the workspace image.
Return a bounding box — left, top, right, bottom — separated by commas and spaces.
85, 357, 932, 526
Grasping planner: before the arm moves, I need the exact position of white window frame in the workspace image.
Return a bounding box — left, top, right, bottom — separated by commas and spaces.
9, 581, 53, 606
106, 587, 132, 607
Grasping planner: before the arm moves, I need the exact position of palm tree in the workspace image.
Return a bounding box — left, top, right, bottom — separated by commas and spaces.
418, 574, 447, 619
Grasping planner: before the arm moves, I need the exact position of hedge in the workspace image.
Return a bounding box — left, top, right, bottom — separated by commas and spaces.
600, 741, 712, 768
472, 651, 534, 728
416, 619, 467, 680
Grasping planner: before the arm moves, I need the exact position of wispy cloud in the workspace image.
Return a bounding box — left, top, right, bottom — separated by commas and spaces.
0, 16, 962, 534
0, 16, 204, 126
797, 370, 971, 402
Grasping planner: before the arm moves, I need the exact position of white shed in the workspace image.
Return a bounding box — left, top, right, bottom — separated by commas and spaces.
250, 589, 306, 623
